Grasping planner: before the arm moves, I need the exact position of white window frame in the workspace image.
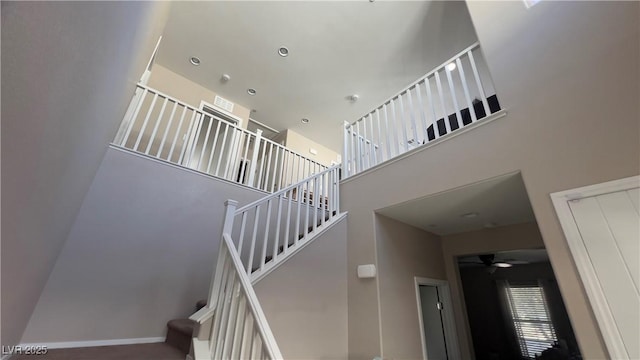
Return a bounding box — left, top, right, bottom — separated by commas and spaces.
503, 282, 558, 358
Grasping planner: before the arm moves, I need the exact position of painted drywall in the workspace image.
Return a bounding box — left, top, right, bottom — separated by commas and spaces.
459, 262, 579, 359
283, 129, 341, 167
441, 222, 547, 359
341, 2, 639, 359
254, 217, 348, 360
21, 147, 269, 343
1, 1, 169, 346
375, 215, 446, 360
147, 64, 251, 126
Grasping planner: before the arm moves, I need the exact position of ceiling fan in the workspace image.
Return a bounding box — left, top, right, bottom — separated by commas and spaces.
459, 254, 529, 269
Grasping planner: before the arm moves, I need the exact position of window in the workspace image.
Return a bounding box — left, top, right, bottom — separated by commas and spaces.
504, 284, 557, 358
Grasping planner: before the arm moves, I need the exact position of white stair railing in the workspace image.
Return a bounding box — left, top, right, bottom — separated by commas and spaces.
343, 42, 501, 177
113, 83, 327, 192
190, 164, 342, 359
230, 164, 341, 282
192, 199, 283, 360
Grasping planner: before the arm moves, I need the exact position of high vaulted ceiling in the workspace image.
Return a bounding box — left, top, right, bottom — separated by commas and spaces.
156, 1, 478, 152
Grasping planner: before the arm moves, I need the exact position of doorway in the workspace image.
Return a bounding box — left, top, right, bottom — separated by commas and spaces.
415, 277, 459, 360
457, 249, 581, 360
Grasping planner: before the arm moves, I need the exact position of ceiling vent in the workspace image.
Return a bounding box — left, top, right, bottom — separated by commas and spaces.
214, 95, 235, 113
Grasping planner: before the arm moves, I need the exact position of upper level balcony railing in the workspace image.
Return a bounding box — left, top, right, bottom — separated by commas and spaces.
113, 84, 328, 192
343, 42, 502, 178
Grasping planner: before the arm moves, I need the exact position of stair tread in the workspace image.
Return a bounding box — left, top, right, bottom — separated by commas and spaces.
167, 318, 196, 336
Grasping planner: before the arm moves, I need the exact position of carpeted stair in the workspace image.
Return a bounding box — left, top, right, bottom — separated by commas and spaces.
165, 300, 207, 355
165, 210, 337, 354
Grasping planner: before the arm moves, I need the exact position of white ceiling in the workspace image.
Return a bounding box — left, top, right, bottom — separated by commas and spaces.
156, 1, 479, 152
376, 172, 536, 236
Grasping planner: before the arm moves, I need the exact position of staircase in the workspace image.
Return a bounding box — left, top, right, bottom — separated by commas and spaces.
159, 165, 343, 360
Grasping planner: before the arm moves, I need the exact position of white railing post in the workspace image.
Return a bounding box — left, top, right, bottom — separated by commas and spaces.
248, 130, 263, 188
223, 199, 238, 235
207, 199, 238, 308
343, 122, 350, 177
114, 86, 145, 145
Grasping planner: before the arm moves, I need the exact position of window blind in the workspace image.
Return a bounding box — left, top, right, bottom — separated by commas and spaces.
505, 285, 558, 358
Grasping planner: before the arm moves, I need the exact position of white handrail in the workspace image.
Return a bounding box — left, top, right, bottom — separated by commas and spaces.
203, 231, 283, 359
343, 43, 500, 177
113, 83, 327, 192
230, 164, 341, 281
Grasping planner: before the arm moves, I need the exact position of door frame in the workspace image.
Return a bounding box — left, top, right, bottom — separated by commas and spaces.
414, 277, 461, 360
550, 175, 639, 360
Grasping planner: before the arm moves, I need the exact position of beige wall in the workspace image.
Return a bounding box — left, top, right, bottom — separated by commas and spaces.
1, 1, 169, 346
441, 222, 546, 359
22, 147, 269, 343
147, 64, 251, 127
341, 2, 639, 359
254, 217, 348, 360
375, 215, 446, 360
284, 129, 340, 167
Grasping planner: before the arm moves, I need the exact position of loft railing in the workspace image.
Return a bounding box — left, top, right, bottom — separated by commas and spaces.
343, 42, 502, 177
230, 164, 341, 282
113, 83, 327, 192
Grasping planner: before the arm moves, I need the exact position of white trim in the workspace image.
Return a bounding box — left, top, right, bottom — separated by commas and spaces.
341, 110, 507, 184
414, 277, 461, 360
108, 145, 270, 196
248, 118, 279, 134
191, 338, 211, 360
199, 100, 243, 128
550, 175, 639, 360
18, 337, 164, 350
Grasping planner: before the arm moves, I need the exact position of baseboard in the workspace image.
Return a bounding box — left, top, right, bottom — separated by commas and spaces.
19, 337, 164, 350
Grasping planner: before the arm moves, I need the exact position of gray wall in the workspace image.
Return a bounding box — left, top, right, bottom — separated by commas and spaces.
375, 215, 446, 360
254, 216, 348, 360
1, 1, 170, 346
341, 2, 639, 359
21, 147, 268, 342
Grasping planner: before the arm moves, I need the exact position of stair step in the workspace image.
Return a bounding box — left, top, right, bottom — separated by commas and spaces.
165, 318, 196, 354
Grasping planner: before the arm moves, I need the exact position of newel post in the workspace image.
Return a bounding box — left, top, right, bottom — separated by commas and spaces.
222, 199, 238, 235
343, 121, 350, 178
247, 130, 262, 188
208, 199, 238, 308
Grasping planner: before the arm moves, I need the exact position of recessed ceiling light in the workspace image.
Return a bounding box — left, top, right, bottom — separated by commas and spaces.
247, 88, 257, 96
190, 56, 201, 66
220, 74, 231, 82
301, 118, 310, 124
461, 212, 478, 218
494, 262, 513, 268
348, 94, 360, 102
446, 62, 457, 71
278, 47, 289, 57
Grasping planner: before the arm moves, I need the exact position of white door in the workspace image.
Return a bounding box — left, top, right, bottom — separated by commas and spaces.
551, 176, 639, 359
